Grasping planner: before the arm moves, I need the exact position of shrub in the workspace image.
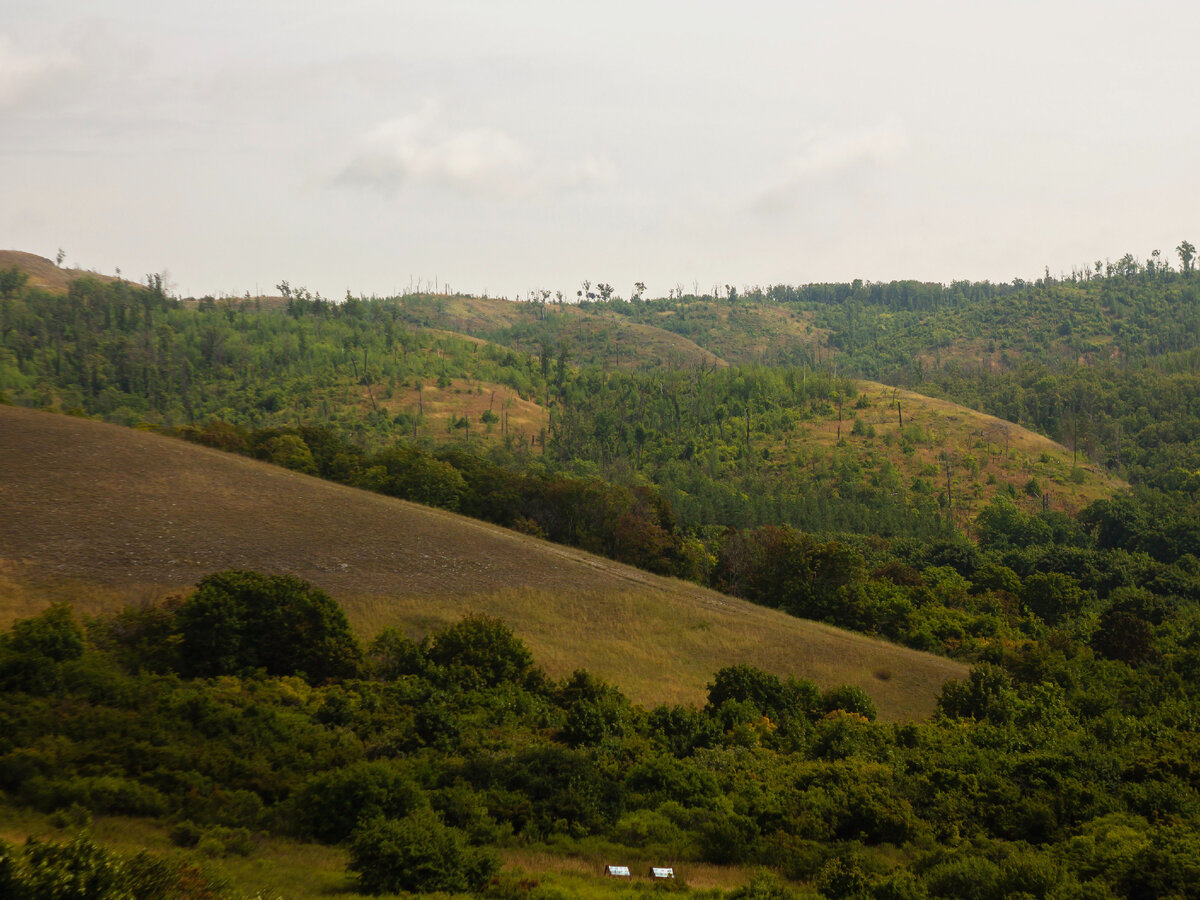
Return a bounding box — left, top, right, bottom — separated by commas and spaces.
699, 811, 760, 865
816, 855, 870, 900
937, 663, 1017, 723
294, 761, 425, 844
611, 809, 682, 849
366, 627, 428, 680
348, 810, 498, 895
922, 855, 1001, 900
93, 598, 183, 674
821, 685, 877, 721
176, 570, 362, 682
2, 834, 228, 900
1021, 572, 1087, 625
728, 868, 792, 900
20, 834, 136, 900
6, 604, 84, 662
426, 615, 535, 689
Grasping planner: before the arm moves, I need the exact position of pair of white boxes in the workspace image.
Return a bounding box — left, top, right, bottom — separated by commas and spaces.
605, 865, 674, 879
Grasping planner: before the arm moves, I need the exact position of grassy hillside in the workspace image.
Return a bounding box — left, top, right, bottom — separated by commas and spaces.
0, 405, 965, 720
0, 249, 123, 293
0, 808, 755, 899
395, 292, 728, 370
815, 379, 1123, 522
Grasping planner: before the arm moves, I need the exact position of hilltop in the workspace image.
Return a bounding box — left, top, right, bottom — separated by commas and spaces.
394, 292, 728, 369
0, 250, 124, 293
0, 405, 965, 720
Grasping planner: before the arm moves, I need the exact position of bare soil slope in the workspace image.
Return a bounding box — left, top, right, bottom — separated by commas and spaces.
0, 406, 965, 719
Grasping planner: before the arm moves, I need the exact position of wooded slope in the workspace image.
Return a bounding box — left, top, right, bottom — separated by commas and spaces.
0, 405, 965, 719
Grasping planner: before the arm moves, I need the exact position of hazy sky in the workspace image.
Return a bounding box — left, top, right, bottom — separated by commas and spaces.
3, 1, 1198, 299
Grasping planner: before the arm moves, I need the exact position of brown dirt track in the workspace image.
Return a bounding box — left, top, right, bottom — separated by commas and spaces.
0, 405, 966, 719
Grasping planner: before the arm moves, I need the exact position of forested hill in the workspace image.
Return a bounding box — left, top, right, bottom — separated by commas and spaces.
9, 250, 1200, 898
0, 253, 1122, 543
0, 403, 966, 717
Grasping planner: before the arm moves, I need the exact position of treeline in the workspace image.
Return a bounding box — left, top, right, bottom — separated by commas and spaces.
157, 419, 1200, 668
5, 562, 1200, 898
8, 263, 1200, 543
0, 273, 550, 445
916, 361, 1200, 491
547, 364, 950, 537
176, 420, 688, 577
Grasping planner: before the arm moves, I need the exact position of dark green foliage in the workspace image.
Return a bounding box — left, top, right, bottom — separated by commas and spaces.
0, 605, 86, 695
937, 664, 1018, 723
559, 700, 622, 747
647, 704, 720, 756
870, 869, 928, 900
728, 869, 793, 900
0, 265, 29, 300
0, 840, 20, 899
6, 604, 83, 662
294, 761, 425, 843
426, 614, 536, 689
3, 574, 1200, 898
348, 810, 498, 895
1021, 572, 1087, 625
176, 570, 361, 682
707, 664, 821, 726
921, 855, 1001, 900
0, 832, 228, 900
820, 685, 878, 721
364, 445, 467, 510
816, 855, 870, 899
699, 811, 761, 864
21, 834, 137, 900
91, 597, 183, 673
365, 627, 428, 680
1092, 607, 1157, 666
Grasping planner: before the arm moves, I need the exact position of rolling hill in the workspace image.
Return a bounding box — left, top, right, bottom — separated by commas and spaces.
0, 404, 966, 720
394, 293, 728, 369
0, 250, 124, 293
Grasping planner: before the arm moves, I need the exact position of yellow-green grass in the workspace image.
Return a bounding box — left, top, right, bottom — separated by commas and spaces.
0, 405, 965, 721
0, 807, 375, 899
364, 376, 549, 446
0, 807, 764, 899
407, 294, 727, 369
645, 300, 828, 364
756, 379, 1124, 525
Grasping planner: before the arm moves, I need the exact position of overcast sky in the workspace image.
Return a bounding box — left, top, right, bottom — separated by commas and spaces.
3, 1, 1198, 300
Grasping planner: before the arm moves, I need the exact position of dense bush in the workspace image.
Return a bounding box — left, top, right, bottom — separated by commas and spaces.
294, 761, 425, 844
425, 614, 538, 689
5, 604, 84, 662
348, 809, 498, 895
176, 570, 361, 682
0, 533, 1198, 899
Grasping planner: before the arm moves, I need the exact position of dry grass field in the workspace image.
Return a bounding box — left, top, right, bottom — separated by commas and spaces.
409, 294, 727, 369
765, 379, 1125, 523
0, 405, 965, 721
0, 250, 123, 293
370, 376, 549, 443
